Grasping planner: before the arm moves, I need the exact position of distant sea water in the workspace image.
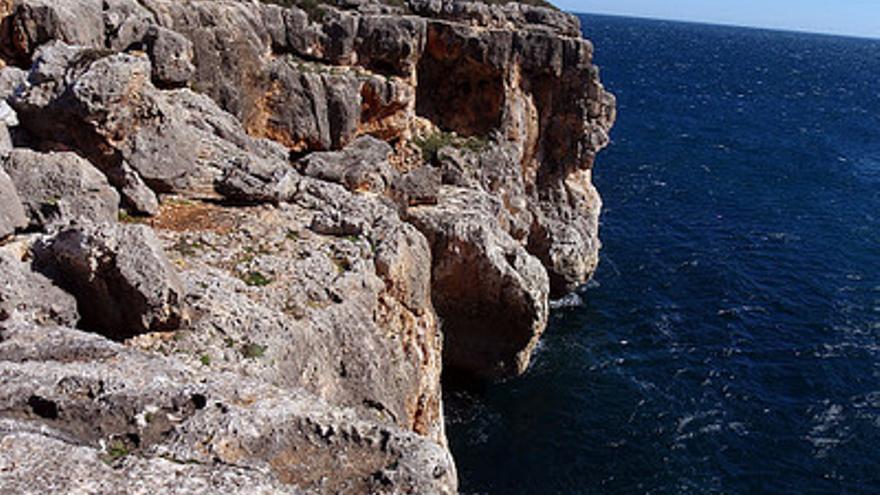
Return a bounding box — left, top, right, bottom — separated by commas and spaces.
446, 14, 880, 494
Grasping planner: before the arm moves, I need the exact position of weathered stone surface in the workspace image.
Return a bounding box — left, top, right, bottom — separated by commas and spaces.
11, 42, 293, 209
392, 165, 441, 207
0, 0, 104, 63
35, 223, 186, 339
143, 25, 196, 87
1, 149, 119, 230
407, 187, 549, 379
298, 135, 396, 193
144, 181, 445, 444
0, 252, 79, 326
11, 43, 199, 193
0, 322, 457, 494
0, 428, 303, 495
0, 166, 26, 237
0, 66, 27, 98
355, 15, 427, 77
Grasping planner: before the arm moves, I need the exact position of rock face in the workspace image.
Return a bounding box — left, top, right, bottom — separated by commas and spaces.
36, 223, 187, 340
408, 187, 549, 380
0, 166, 26, 238
1, 149, 120, 230
0, 0, 615, 491
0, 251, 79, 326
0, 322, 456, 494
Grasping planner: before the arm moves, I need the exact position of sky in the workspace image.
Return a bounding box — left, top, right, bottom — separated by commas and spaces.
551, 0, 880, 39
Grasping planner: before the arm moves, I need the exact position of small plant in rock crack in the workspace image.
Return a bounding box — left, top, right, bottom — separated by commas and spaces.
241, 271, 273, 287
199, 354, 211, 366
103, 439, 130, 463
241, 343, 267, 359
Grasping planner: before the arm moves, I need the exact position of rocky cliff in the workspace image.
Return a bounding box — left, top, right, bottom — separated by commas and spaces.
0, 0, 614, 492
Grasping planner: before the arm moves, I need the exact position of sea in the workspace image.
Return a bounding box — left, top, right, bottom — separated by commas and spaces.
445, 14, 880, 494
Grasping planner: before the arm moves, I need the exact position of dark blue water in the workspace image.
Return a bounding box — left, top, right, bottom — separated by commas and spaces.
446, 15, 880, 494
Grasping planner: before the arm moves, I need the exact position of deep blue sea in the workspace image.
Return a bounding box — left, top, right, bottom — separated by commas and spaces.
446, 14, 880, 494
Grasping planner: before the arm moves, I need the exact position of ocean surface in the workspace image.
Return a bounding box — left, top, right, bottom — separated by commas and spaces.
446, 14, 880, 494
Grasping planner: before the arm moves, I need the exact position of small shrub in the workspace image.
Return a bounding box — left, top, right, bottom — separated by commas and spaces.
413, 131, 488, 163
199, 354, 211, 366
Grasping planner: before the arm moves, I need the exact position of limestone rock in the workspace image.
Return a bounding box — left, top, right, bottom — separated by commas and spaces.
0, 428, 303, 495
11, 42, 292, 210
36, 223, 186, 339
298, 135, 396, 193
392, 165, 442, 207
0, 166, 26, 238
11, 43, 198, 193
143, 26, 196, 87
147, 183, 445, 444
0, 252, 79, 326
1, 149, 119, 231
1, 0, 104, 63
0, 0, 620, 487
355, 15, 427, 77
408, 187, 549, 379
0, 322, 457, 494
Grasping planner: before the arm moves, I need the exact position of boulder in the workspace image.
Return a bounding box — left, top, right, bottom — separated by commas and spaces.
407, 187, 549, 379
10, 44, 198, 194
392, 165, 441, 207
298, 136, 396, 193
1, 0, 104, 63
0, 252, 79, 326
36, 223, 186, 339
143, 26, 196, 87
11, 43, 294, 210
1, 149, 119, 231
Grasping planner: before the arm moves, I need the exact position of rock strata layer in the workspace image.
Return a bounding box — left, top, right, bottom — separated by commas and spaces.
0, 0, 614, 492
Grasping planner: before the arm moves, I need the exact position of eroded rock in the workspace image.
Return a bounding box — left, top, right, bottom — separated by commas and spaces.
146, 181, 445, 444
35, 223, 186, 339
1, 149, 119, 231
0, 166, 26, 238
0, 0, 618, 489
408, 187, 549, 379
0, 252, 79, 326
0, 322, 457, 494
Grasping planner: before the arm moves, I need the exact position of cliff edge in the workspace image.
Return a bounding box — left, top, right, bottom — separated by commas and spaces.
0, 0, 615, 492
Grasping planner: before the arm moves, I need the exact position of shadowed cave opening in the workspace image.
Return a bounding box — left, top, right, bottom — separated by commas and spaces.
415, 50, 505, 137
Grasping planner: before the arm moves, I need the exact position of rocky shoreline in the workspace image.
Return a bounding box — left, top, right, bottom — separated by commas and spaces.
0, 0, 614, 492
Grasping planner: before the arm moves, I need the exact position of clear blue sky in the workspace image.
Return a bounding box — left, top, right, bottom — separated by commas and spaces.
551, 0, 880, 39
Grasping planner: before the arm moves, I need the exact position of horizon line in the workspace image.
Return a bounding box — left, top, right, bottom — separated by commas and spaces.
565, 10, 880, 42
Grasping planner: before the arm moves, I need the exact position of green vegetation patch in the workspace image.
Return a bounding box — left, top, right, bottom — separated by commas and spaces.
102, 439, 130, 464
413, 131, 489, 163
241, 343, 267, 359
241, 271, 273, 287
